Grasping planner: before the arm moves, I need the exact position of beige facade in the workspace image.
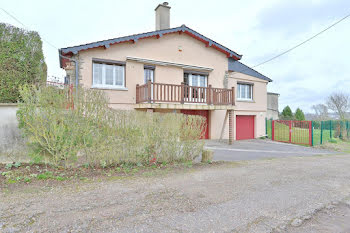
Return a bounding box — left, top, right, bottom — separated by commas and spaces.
63, 29, 269, 141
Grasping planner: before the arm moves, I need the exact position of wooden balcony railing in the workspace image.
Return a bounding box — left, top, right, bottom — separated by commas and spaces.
136, 81, 235, 105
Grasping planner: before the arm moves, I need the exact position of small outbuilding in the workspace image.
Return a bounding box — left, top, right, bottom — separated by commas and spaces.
267, 92, 279, 120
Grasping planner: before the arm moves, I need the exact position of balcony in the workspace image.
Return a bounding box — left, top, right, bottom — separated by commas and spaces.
136, 81, 235, 108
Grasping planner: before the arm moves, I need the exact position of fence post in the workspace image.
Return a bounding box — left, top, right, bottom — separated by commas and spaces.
339, 121, 342, 139
320, 121, 323, 145
289, 121, 292, 143
310, 121, 313, 146
272, 120, 275, 141
330, 120, 332, 138
265, 118, 267, 136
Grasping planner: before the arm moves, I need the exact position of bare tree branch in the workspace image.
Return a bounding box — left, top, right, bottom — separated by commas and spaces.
312, 104, 329, 120
326, 93, 350, 120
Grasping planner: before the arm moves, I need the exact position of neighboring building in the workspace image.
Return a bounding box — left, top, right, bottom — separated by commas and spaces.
267, 92, 279, 120
58, 2, 272, 142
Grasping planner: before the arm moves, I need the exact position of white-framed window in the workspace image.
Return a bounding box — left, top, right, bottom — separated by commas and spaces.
237, 83, 253, 100
184, 73, 207, 87
92, 62, 125, 88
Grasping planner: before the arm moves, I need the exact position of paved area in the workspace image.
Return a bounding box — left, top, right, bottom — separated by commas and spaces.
205, 139, 337, 161
2, 154, 350, 232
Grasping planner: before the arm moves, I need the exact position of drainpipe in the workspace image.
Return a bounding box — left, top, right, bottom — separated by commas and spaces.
74, 58, 79, 97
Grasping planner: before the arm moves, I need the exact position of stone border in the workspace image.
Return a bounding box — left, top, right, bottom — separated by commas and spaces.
0, 103, 18, 106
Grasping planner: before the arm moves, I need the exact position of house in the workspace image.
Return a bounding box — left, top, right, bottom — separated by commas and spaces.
59, 2, 272, 143
267, 92, 279, 120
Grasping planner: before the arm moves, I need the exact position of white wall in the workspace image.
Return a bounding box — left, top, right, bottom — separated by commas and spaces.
0, 104, 24, 153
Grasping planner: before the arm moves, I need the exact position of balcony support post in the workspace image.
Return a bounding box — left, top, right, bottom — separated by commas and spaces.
180, 82, 185, 104
231, 87, 235, 105
229, 110, 234, 145
147, 80, 152, 103
136, 84, 139, 103
208, 85, 212, 105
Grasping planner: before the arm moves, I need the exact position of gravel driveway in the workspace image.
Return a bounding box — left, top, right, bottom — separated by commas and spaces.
2, 154, 350, 232
205, 139, 337, 161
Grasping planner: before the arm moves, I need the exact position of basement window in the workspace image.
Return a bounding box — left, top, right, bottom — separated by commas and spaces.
92, 62, 125, 89
237, 83, 253, 101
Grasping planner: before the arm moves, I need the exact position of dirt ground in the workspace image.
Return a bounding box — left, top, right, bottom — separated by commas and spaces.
2, 154, 350, 232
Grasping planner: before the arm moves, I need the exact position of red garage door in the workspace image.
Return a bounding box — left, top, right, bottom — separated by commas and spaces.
181, 110, 209, 139
236, 115, 255, 140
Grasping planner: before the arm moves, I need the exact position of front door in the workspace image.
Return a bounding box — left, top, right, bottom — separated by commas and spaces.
144, 68, 154, 100
144, 68, 154, 83
184, 73, 207, 102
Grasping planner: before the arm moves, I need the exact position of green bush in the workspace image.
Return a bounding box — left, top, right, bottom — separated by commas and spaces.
328, 138, 337, 143
17, 85, 205, 167
0, 23, 47, 103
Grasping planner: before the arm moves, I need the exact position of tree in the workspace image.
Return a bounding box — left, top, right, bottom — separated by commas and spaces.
312, 104, 329, 120
280, 106, 294, 120
295, 108, 305, 121
0, 23, 47, 103
326, 92, 350, 120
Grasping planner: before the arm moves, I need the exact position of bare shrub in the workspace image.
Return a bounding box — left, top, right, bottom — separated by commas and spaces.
17, 85, 205, 167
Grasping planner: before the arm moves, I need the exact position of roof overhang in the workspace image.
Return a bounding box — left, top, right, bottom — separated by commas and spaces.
59, 25, 242, 68
228, 58, 272, 82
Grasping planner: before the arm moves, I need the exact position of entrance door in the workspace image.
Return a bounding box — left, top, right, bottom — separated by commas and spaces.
181, 110, 209, 139
184, 73, 207, 102
144, 68, 154, 100
144, 68, 154, 83
236, 115, 255, 140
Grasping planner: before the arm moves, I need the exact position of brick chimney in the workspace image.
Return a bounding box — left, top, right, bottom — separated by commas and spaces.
155, 2, 171, 30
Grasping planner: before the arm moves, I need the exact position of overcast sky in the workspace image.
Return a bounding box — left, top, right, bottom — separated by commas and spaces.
1, 0, 349, 112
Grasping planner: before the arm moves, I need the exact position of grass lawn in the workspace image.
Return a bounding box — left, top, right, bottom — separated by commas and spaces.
313, 129, 331, 145
267, 120, 334, 146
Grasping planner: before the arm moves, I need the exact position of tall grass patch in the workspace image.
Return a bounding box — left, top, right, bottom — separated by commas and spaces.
17, 85, 205, 167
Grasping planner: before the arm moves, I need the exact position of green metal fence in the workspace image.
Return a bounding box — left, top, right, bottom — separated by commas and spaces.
312, 120, 350, 145
265, 118, 350, 146
266, 118, 273, 139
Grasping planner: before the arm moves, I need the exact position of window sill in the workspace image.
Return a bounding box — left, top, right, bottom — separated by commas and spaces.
236, 99, 255, 103
91, 86, 128, 91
